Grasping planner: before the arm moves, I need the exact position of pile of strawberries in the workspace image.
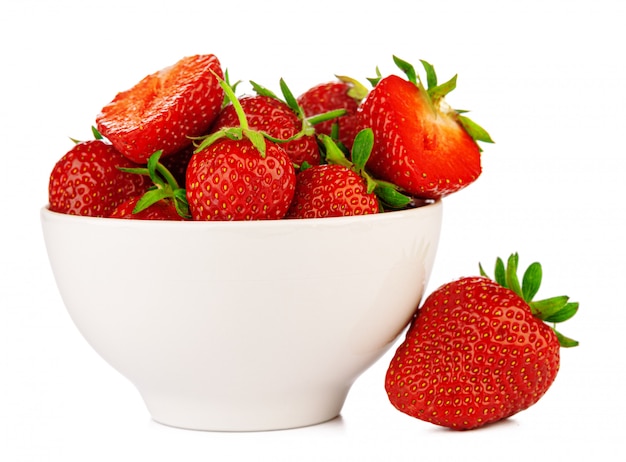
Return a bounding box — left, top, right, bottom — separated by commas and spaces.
47, 54, 579, 431
48, 53, 492, 221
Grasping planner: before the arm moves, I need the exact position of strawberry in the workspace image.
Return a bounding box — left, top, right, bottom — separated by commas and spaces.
357, 56, 493, 199
385, 254, 579, 430
48, 139, 149, 217
297, 75, 368, 151
211, 93, 321, 167
285, 164, 378, 219
111, 150, 190, 220
96, 54, 224, 164
286, 128, 410, 219
186, 79, 296, 221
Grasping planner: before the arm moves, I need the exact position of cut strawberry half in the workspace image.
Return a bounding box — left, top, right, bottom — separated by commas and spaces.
96, 54, 224, 163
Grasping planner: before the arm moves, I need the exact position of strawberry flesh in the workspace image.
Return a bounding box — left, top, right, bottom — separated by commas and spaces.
96, 54, 224, 163
358, 75, 481, 199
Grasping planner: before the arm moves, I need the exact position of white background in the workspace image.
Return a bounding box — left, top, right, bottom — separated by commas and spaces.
1, 0, 624, 460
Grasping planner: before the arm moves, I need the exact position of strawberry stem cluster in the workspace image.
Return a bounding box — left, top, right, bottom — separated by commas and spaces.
479, 253, 579, 347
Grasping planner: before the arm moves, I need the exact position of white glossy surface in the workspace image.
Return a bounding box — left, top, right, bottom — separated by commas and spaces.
40, 203, 442, 431
2, 1, 625, 460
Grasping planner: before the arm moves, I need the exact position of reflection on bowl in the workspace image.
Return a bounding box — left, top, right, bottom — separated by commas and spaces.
41, 201, 442, 431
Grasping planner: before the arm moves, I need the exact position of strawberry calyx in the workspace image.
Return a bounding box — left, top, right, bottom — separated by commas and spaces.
250, 79, 348, 140
117, 150, 190, 219
318, 128, 413, 211
334, 74, 369, 102
375, 55, 494, 148
479, 253, 579, 347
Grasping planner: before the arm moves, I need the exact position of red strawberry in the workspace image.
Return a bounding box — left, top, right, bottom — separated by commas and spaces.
285, 164, 378, 219
186, 79, 296, 221
109, 196, 186, 221
96, 54, 224, 164
286, 129, 409, 218
357, 56, 493, 199
297, 75, 368, 151
48, 139, 149, 217
211, 94, 320, 167
111, 150, 190, 221
385, 254, 579, 430
186, 138, 295, 221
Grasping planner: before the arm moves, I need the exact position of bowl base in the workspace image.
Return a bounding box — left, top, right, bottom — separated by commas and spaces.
141, 385, 350, 432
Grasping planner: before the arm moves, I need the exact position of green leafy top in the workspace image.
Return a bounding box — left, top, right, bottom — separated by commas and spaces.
479, 253, 579, 348
372, 56, 494, 148
318, 128, 412, 211
118, 150, 190, 219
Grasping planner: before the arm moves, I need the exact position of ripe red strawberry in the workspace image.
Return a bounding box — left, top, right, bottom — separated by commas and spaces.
211, 94, 320, 167
96, 54, 224, 164
385, 254, 579, 430
186, 78, 296, 221
357, 56, 493, 199
286, 164, 378, 219
286, 128, 409, 218
297, 75, 368, 151
186, 138, 295, 220
48, 139, 149, 217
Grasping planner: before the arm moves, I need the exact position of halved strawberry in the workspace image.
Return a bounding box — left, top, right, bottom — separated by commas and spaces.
96, 54, 224, 163
357, 56, 493, 199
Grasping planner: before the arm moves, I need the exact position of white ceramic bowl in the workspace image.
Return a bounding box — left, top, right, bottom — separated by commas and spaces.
40, 201, 442, 431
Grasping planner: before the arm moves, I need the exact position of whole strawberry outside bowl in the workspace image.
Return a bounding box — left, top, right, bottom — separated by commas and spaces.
40, 200, 442, 431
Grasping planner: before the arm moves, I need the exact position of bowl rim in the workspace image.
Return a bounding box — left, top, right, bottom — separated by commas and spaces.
40, 200, 442, 229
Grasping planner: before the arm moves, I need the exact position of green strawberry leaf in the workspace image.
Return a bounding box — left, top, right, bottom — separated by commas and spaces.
529, 295, 570, 320
544, 302, 579, 323
336, 74, 369, 101
351, 128, 374, 173
279, 78, 303, 118
366, 66, 383, 87
494, 257, 506, 287
457, 115, 495, 144
522, 261, 542, 302
420, 59, 437, 89
91, 126, 103, 140
429, 74, 457, 101
553, 329, 579, 348
133, 188, 170, 214
249, 80, 279, 100
505, 253, 523, 297
374, 181, 411, 209
393, 55, 419, 86
319, 135, 352, 169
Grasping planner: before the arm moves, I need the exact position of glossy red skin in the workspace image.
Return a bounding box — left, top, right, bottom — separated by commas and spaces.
297, 81, 361, 151
211, 95, 320, 167
48, 140, 149, 217
357, 75, 481, 199
285, 164, 379, 219
385, 276, 560, 430
108, 196, 186, 221
186, 138, 296, 221
96, 54, 224, 164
